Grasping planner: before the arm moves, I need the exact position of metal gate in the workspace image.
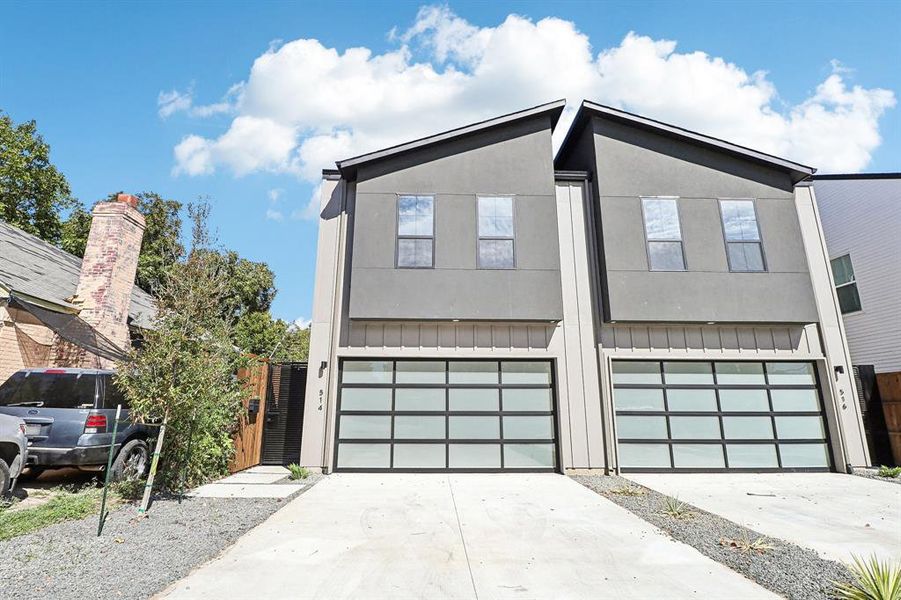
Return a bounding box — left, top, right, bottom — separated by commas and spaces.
261, 362, 308, 466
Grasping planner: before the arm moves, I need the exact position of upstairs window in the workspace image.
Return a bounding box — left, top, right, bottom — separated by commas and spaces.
830, 254, 862, 313
396, 195, 434, 268
478, 196, 515, 269
720, 199, 765, 272
641, 197, 685, 271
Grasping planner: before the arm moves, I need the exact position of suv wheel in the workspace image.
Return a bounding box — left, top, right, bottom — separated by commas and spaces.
110, 439, 149, 482
0, 458, 10, 496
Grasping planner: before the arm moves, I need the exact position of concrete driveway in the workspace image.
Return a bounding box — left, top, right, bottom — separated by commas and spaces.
627, 473, 901, 563
161, 473, 774, 599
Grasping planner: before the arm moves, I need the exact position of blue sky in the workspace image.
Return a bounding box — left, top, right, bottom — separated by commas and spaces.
2, 1, 898, 324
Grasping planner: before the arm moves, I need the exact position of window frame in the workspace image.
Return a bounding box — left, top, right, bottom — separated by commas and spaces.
395, 194, 436, 269
640, 196, 686, 272
718, 198, 767, 273
476, 195, 516, 270
830, 253, 862, 314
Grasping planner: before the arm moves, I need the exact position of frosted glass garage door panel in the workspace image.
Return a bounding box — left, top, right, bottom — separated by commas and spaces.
393, 444, 446, 468
394, 388, 445, 411
504, 444, 555, 468
618, 444, 670, 468
342, 361, 393, 384
779, 443, 830, 468
672, 444, 725, 468
449, 444, 501, 468
337, 444, 390, 468
502, 388, 553, 411
726, 444, 779, 468
339, 416, 391, 439
341, 388, 392, 411
613, 388, 664, 411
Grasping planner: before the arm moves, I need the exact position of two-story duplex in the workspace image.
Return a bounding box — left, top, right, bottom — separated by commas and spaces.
299, 99, 869, 475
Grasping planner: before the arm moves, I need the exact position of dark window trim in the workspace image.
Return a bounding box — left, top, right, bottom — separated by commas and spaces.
830, 253, 863, 314
640, 196, 686, 272
476, 195, 516, 270
718, 198, 768, 272
395, 194, 436, 269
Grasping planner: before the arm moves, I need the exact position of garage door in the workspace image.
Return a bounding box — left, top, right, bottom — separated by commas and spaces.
613, 360, 831, 472
335, 359, 557, 471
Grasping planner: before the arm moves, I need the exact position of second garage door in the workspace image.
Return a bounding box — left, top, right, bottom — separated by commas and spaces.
613, 360, 832, 472
335, 359, 558, 472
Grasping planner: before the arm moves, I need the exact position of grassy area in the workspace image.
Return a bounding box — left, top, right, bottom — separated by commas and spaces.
0, 487, 112, 542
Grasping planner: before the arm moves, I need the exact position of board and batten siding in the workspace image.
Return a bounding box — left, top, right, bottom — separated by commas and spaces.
814, 178, 901, 374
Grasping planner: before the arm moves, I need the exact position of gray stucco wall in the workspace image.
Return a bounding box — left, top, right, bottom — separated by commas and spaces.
558, 115, 818, 323
347, 116, 564, 321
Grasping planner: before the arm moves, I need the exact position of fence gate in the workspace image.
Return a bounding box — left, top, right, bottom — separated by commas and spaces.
261, 362, 308, 465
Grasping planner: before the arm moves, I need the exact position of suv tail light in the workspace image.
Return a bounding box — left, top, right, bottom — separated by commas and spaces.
84, 414, 108, 434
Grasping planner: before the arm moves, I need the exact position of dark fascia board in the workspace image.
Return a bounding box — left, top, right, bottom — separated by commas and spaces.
812, 172, 901, 180
335, 99, 566, 181
556, 100, 816, 184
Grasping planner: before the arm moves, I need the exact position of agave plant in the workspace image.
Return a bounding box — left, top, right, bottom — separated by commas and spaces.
833, 554, 901, 600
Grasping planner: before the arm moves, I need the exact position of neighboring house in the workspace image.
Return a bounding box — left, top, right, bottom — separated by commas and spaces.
0, 194, 153, 383
813, 173, 901, 464
300, 100, 869, 475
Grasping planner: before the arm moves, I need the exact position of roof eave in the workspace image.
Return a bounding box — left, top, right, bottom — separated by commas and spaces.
559, 100, 816, 184
335, 99, 567, 181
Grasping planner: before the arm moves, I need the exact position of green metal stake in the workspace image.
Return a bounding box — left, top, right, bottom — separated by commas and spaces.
97, 404, 122, 536
139, 417, 166, 514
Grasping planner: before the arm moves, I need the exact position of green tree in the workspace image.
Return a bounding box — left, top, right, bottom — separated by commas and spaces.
233, 311, 310, 361
61, 191, 184, 293
205, 250, 276, 321
0, 112, 76, 244
114, 203, 245, 489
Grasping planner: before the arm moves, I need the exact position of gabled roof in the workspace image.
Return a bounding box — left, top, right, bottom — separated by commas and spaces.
335, 99, 566, 180
0, 220, 156, 329
557, 101, 816, 184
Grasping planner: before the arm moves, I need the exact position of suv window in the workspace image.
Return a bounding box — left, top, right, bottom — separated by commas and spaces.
98, 375, 129, 409
0, 372, 97, 408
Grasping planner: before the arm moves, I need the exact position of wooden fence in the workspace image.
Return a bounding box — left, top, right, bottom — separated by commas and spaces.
877, 371, 901, 466
229, 359, 269, 473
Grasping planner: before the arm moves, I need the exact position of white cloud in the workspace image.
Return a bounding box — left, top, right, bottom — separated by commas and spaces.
293, 317, 312, 329
170, 4, 895, 204
157, 83, 242, 119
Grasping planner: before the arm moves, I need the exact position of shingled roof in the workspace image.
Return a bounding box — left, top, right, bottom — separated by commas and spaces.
0, 220, 156, 329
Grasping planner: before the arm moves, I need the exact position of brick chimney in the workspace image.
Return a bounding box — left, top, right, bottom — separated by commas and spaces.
73, 194, 146, 355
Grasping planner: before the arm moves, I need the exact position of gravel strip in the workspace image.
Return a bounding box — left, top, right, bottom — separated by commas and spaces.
0, 474, 323, 600
572, 474, 853, 600
852, 467, 901, 486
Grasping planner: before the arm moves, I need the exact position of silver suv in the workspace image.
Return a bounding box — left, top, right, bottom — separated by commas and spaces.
0, 412, 27, 495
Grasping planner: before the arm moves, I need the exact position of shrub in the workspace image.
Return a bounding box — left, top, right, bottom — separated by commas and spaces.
660, 495, 695, 520
287, 464, 310, 481
877, 466, 901, 479
833, 554, 901, 600
115, 204, 246, 492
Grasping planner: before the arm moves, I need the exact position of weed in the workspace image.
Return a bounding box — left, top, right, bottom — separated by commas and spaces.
608, 484, 645, 496
832, 554, 901, 600
110, 462, 145, 501
287, 463, 310, 481
720, 532, 776, 555
0, 488, 103, 541
660, 495, 695, 520
877, 466, 901, 479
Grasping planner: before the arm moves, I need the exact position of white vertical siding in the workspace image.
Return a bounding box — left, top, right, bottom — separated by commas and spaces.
815, 178, 901, 374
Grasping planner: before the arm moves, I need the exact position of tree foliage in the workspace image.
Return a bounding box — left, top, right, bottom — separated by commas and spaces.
114, 204, 245, 489
233, 311, 310, 362
0, 112, 76, 244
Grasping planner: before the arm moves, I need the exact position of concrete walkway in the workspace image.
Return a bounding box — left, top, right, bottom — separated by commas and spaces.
162, 473, 774, 599
627, 472, 901, 563
189, 466, 309, 499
